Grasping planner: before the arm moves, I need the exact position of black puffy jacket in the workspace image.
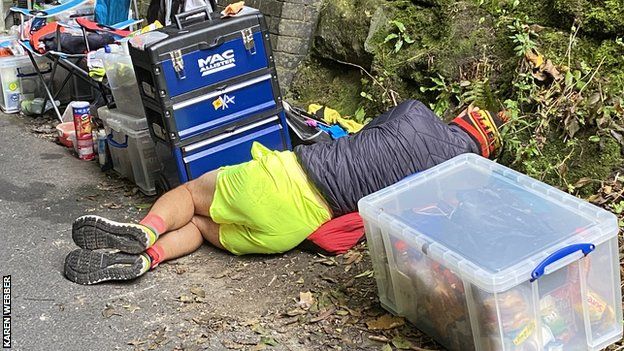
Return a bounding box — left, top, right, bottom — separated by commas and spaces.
295, 100, 480, 217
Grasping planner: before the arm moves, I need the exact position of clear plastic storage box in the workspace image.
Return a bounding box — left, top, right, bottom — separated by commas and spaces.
103, 52, 145, 118
99, 107, 160, 195
358, 154, 622, 351
0, 54, 32, 113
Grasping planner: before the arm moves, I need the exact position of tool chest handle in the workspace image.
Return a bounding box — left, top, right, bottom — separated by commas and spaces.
530, 243, 595, 281
174, 7, 213, 29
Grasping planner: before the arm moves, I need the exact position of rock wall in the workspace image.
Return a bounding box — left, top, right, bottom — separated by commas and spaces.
219, 0, 322, 90
288, 0, 624, 192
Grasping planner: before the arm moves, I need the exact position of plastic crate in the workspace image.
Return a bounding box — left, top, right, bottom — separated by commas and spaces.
17, 56, 51, 101
99, 107, 160, 195
103, 52, 145, 118
358, 153, 622, 351
0, 54, 31, 113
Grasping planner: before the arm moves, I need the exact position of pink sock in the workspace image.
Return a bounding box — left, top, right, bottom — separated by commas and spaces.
140, 214, 167, 235
145, 244, 165, 269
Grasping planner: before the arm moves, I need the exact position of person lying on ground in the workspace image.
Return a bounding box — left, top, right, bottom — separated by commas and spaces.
64, 99, 506, 285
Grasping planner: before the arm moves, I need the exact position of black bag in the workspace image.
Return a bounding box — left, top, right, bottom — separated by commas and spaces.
283, 102, 332, 146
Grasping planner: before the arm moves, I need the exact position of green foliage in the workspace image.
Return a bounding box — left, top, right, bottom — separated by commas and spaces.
384, 20, 415, 53
419, 74, 461, 116
508, 17, 538, 56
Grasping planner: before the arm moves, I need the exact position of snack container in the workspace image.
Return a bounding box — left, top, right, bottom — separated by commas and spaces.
359, 153, 622, 351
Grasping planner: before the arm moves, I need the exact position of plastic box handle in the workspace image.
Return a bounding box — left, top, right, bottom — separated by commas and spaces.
107, 133, 128, 148
16, 63, 53, 77
530, 243, 595, 281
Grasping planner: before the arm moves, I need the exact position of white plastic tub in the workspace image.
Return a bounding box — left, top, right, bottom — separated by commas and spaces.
99, 107, 159, 195
359, 153, 622, 351
0, 55, 32, 113
103, 52, 145, 118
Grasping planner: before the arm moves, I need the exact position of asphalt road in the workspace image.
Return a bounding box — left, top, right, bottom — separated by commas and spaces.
0, 114, 230, 351
0, 114, 394, 351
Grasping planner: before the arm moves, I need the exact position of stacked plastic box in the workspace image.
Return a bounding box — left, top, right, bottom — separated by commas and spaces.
0, 54, 31, 113
359, 153, 622, 351
99, 107, 160, 195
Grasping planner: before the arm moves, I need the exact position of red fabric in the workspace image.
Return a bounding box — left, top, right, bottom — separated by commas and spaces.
140, 214, 167, 235
145, 244, 165, 269
306, 212, 365, 255
75, 18, 131, 37
31, 22, 64, 53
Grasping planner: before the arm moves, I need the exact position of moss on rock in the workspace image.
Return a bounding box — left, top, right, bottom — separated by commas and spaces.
313, 0, 385, 66
288, 59, 365, 116
553, 0, 624, 38
517, 133, 622, 194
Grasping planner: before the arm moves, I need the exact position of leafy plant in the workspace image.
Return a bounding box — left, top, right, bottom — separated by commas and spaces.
508, 17, 538, 56
420, 74, 461, 116
384, 20, 415, 53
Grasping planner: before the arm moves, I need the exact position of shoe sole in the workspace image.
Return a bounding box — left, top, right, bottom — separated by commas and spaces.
64, 249, 147, 285
72, 215, 150, 254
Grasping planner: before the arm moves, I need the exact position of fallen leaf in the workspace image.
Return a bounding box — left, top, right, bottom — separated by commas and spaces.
392, 336, 414, 349
355, 270, 374, 278
309, 307, 336, 323
127, 338, 145, 346
260, 336, 279, 346
251, 323, 268, 335
212, 269, 230, 279
542, 59, 563, 80
366, 314, 405, 330
368, 335, 390, 343
298, 291, 315, 310
122, 304, 141, 313
284, 308, 306, 317
604, 185, 613, 194
102, 306, 121, 318
178, 295, 193, 303
336, 310, 349, 316
320, 275, 338, 284
196, 333, 210, 344
190, 287, 206, 298
296, 277, 304, 284
574, 177, 593, 188
525, 49, 544, 68
221, 339, 244, 349
381, 344, 393, 351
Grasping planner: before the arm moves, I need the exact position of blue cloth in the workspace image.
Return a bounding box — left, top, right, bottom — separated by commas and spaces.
95, 0, 130, 26
318, 124, 348, 139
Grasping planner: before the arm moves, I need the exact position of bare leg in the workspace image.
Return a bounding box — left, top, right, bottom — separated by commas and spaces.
153, 221, 205, 262
190, 215, 224, 251
145, 170, 219, 232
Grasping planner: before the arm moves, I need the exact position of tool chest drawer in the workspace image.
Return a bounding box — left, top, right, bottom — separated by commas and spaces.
181, 115, 289, 179
169, 72, 278, 140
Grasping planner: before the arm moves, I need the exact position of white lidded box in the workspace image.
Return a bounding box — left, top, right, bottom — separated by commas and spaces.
0, 54, 31, 113
358, 153, 622, 351
99, 107, 160, 195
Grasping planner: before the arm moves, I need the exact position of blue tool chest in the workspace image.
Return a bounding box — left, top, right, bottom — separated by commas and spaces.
129, 8, 291, 189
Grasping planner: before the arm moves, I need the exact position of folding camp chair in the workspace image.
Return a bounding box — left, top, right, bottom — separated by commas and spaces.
11, 0, 142, 122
